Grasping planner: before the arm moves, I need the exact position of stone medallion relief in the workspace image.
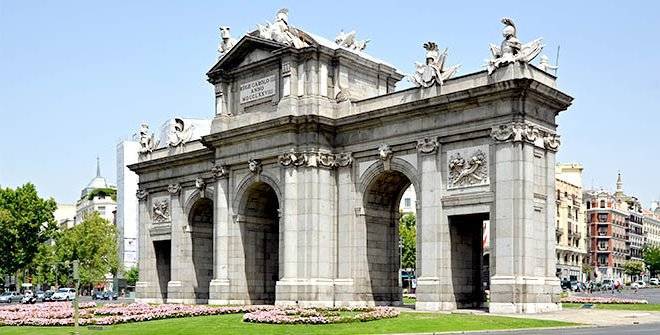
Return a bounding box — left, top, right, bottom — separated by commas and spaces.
447, 145, 489, 189
152, 199, 171, 223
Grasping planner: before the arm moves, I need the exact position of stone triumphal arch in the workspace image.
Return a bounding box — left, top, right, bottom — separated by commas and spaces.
130, 10, 572, 313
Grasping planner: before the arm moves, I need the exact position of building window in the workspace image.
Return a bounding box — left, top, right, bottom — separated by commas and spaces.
586, 201, 591, 209
404, 198, 411, 208
600, 200, 606, 208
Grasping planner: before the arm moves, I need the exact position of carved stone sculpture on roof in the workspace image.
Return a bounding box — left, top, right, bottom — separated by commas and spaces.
411, 42, 460, 88
335, 30, 369, 51
137, 123, 158, 154
255, 8, 309, 48
167, 118, 194, 148
217, 26, 237, 57
486, 17, 544, 75
538, 54, 559, 74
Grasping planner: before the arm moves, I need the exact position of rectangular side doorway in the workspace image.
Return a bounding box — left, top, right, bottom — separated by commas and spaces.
154, 240, 171, 301
449, 213, 489, 309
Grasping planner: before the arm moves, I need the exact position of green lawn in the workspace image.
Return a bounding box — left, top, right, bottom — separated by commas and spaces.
0, 312, 576, 335
563, 303, 660, 311
402, 296, 416, 305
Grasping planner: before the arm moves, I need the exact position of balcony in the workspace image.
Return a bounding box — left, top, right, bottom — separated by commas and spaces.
555, 227, 563, 238
597, 245, 610, 252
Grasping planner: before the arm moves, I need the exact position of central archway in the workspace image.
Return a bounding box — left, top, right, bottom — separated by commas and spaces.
238, 181, 280, 304
363, 170, 413, 305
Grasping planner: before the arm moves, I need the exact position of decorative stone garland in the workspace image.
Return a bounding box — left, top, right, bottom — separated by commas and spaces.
242, 306, 400, 324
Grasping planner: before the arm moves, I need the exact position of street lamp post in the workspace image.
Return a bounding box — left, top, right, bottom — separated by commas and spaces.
72, 260, 80, 335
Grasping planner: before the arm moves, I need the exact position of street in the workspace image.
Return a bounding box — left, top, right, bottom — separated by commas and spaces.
477, 324, 660, 334
573, 287, 660, 304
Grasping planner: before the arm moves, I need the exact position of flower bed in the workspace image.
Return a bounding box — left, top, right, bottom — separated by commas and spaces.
242, 306, 399, 324
561, 296, 649, 304
0, 302, 274, 326
0, 302, 399, 327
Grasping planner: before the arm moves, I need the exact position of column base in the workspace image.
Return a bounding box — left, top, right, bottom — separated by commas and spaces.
166, 280, 198, 304
415, 277, 458, 311
208, 279, 231, 305
135, 281, 165, 303
489, 276, 562, 314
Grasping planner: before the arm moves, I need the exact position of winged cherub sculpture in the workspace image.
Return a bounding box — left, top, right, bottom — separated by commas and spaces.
486, 17, 543, 75
411, 41, 460, 88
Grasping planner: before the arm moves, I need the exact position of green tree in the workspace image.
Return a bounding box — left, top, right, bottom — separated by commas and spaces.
55, 212, 119, 286
643, 245, 660, 277
125, 266, 139, 286
623, 260, 645, 278
31, 243, 58, 285
399, 213, 416, 269
0, 183, 57, 277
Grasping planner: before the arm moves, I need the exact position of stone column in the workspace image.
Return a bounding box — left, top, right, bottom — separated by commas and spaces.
135, 190, 163, 303
167, 191, 195, 304
414, 137, 454, 311
334, 153, 358, 306
489, 122, 561, 314
275, 151, 337, 308
209, 166, 231, 304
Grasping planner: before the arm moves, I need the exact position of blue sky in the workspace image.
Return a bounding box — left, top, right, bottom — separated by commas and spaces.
1, 1, 659, 205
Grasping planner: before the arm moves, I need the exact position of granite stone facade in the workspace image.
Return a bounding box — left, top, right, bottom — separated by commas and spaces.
129, 32, 573, 313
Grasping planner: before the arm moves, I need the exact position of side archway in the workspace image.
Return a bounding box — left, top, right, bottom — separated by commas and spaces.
233, 173, 282, 304
188, 197, 214, 303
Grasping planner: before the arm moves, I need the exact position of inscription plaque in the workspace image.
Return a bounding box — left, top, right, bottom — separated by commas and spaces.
240, 75, 276, 104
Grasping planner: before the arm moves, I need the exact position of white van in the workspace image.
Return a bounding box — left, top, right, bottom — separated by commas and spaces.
51, 288, 76, 301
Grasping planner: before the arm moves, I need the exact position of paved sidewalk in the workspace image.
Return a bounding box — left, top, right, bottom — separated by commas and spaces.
492, 308, 660, 326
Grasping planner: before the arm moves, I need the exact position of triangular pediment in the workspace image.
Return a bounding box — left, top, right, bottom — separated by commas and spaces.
207, 35, 287, 81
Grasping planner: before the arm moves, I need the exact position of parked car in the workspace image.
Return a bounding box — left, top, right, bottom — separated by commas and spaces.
601, 279, 614, 290
35, 290, 45, 300
650, 278, 659, 286
0, 292, 23, 303
42, 290, 54, 302
101, 291, 118, 300
51, 288, 76, 301
560, 279, 571, 290
631, 281, 646, 289
92, 291, 104, 300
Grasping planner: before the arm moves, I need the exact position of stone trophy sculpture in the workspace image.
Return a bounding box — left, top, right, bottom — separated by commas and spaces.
255, 8, 309, 48
217, 26, 237, 56
335, 30, 369, 51
486, 17, 543, 74
137, 123, 158, 154
411, 42, 460, 88
538, 55, 559, 74
167, 118, 194, 148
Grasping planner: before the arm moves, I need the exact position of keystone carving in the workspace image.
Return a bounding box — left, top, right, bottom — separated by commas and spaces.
378, 144, 393, 161
152, 199, 170, 223
248, 159, 262, 174
211, 164, 228, 179
167, 183, 181, 195
417, 137, 439, 154
195, 177, 206, 190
